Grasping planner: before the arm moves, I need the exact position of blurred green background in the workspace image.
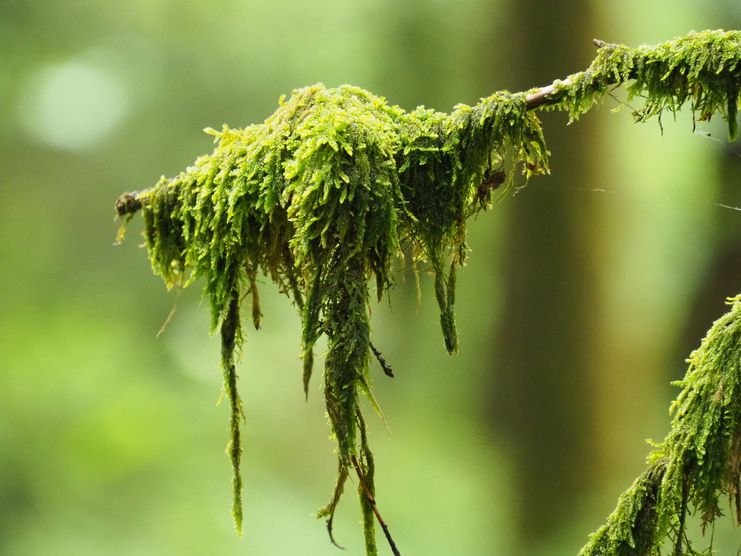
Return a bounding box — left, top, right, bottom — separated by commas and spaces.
1, 1, 740, 554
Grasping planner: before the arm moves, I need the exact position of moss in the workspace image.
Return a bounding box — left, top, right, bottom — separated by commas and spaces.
132, 83, 547, 549
116, 30, 741, 554
579, 296, 741, 555
551, 30, 741, 139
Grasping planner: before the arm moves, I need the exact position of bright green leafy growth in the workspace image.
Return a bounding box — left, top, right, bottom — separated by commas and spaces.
579, 296, 741, 556
115, 29, 741, 555
125, 84, 547, 551
545, 29, 741, 139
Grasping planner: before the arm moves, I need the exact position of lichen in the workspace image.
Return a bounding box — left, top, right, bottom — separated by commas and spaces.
579, 296, 741, 556
116, 29, 741, 555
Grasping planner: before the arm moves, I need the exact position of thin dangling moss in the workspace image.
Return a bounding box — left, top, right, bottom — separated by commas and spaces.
115, 30, 741, 555
220, 288, 244, 534
579, 296, 741, 556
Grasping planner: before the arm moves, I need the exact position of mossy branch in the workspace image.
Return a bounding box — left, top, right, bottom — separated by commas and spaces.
579, 296, 741, 555
115, 29, 741, 556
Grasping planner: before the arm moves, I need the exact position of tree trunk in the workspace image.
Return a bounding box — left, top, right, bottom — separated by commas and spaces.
488, 1, 605, 547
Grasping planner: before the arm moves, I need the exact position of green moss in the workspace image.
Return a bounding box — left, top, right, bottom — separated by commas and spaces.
551, 30, 741, 139
133, 83, 547, 549
579, 296, 741, 555
116, 30, 741, 555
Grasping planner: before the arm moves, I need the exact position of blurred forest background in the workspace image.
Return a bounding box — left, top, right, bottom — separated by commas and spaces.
1, 1, 740, 554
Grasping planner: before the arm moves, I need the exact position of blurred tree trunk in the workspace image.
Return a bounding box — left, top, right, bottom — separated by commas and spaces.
487, 1, 605, 548
366, 1, 448, 108
676, 143, 741, 365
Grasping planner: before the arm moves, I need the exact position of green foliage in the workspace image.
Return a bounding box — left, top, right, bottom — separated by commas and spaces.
579, 296, 741, 555
117, 29, 741, 554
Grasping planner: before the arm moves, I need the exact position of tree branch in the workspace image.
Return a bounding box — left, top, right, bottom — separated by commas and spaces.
114, 38, 622, 217
524, 38, 627, 109
117, 30, 741, 216
112, 29, 741, 556
115, 191, 142, 217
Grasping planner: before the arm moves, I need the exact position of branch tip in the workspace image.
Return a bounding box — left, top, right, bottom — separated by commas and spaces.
115, 191, 142, 217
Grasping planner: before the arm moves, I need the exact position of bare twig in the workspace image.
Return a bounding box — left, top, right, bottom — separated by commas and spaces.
370, 341, 394, 377
524, 82, 567, 110
115, 191, 142, 216
524, 37, 616, 110
351, 455, 402, 556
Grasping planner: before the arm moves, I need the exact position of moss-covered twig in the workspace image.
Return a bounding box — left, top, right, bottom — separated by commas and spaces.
114, 29, 741, 555
352, 455, 401, 556
579, 296, 741, 555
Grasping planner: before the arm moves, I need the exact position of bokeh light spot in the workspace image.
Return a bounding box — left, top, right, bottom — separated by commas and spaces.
17, 60, 129, 151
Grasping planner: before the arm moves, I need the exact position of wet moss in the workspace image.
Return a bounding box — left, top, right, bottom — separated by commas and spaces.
116, 29, 741, 554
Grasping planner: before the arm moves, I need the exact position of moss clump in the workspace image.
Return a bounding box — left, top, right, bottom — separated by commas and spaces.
579, 296, 741, 555
116, 29, 741, 555
130, 83, 547, 551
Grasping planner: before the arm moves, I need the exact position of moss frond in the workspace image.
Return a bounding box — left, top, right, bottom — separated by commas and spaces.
130, 82, 547, 549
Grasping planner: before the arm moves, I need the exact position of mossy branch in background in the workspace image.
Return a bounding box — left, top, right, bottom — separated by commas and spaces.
579, 296, 741, 556
115, 30, 741, 555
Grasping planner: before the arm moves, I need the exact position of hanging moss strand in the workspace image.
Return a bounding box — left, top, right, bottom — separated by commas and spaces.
323, 269, 368, 463
356, 411, 379, 556
220, 288, 244, 534
316, 461, 349, 549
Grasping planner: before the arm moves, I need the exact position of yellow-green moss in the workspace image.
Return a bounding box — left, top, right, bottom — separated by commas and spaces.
580, 296, 741, 556
133, 83, 547, 551
116, 29, 741, 555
